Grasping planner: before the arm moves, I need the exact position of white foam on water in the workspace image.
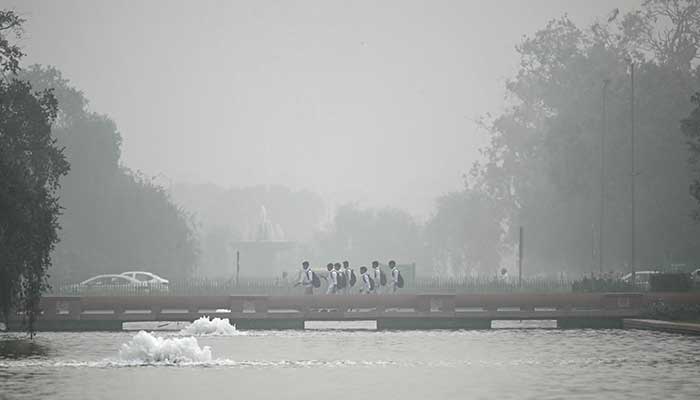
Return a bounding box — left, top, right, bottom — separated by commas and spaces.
179, 316, 243, 336
118, 330, 212, 363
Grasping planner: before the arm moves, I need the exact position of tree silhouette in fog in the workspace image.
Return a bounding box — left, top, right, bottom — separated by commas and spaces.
471, 0, 700, 273
19, 65, 198, 281
427, 190, 504, 277
0, 11, 69, 333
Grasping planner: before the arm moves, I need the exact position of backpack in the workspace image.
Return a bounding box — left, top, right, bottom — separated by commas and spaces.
396, 271, 404, 288
379, 270, 387, 286
349, 270, 357, 287
337, 271, 347, 289
311, 271, 321, 288
368, 277, 376, 291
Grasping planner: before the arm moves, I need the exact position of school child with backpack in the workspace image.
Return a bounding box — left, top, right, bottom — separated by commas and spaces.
295, 260, 321, 295
295, 261, 314, 295
324, 263, 338, 294
334, 263, 347, 294
372, 261, 386, 294
359, 266, 375, 294
389, 260, 404, 293
342, 260, 356, 294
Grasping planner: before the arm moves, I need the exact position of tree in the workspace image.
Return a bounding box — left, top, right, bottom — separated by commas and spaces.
426, 189, 504, 277
473, 0, 700, 274
18, 65, 198, 282
0, 10, 23, 76
0, 11, 69, 333
681, 92, 700, 216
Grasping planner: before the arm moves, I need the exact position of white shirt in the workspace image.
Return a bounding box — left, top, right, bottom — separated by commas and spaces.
391, 267, 400, 283
335, 269, 343, 285
361, 272, 372, 292
329, 270, 338, 286
300, 268, 313, 286
373, 268, 381, 283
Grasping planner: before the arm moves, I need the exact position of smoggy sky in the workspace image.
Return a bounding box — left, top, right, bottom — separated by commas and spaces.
4, 0, 640, 217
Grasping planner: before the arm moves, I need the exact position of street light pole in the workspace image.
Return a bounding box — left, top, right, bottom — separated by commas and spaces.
629, 62, 636, 286
236, 250, 240, 287
518, 226, 524, 289
599, 79, 609, 275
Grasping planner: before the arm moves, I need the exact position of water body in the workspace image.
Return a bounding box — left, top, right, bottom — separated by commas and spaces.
1, 324, 699, 400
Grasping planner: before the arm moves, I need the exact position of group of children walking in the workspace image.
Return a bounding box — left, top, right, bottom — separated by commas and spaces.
296, 260, 404, 295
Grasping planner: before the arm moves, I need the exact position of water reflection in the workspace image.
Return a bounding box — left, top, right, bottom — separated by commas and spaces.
0, 336, 62, 400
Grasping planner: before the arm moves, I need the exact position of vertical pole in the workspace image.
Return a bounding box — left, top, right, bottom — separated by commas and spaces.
518, 226, 523, 289
600, 79, 609, 275
236, 250, 240, 287
591, 224, 596, 274
630, 62, 636, 286
412, 262, 416, 289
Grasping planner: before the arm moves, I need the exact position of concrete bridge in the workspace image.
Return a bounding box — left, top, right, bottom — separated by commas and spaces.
11, 292, 700, 331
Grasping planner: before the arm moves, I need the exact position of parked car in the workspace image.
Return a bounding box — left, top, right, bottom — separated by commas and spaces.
120, 271, 169, 292
621, 270, 659, 290
74, 274, 149, 295
691, 268, 700, 287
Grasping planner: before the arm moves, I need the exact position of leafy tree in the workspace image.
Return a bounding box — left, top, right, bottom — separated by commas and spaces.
426, 189, 504, 277
0, 10, 23, 76
19, 65, 198, 282
0, 11, 69, 333
473, 0, 700, 274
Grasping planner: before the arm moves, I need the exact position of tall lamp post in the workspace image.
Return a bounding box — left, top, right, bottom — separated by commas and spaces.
599, 79, 610, 275
629, 62, 636, 286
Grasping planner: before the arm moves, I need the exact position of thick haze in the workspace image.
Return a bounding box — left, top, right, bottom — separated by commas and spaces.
6, 0, 639, 216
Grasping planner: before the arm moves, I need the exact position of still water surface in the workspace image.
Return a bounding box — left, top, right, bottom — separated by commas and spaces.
1, 325, 699, 400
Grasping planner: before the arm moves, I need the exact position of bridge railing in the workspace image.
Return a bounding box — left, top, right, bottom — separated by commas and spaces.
414, 277, 574, 293
33, 292, 700, 322
48, 276, 580, 297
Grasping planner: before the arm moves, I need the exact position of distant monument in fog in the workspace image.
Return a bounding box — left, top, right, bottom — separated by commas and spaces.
255, 206, 285, 241
231, 205, 297, 278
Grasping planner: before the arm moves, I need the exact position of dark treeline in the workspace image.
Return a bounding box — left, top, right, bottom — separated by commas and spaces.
19, 66, 198, 283
466, 0, 700, 275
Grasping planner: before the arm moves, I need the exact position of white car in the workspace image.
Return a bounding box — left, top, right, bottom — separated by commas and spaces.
120, 271, 169, 291
76, 274, 148, 294
80, 274, 146, 287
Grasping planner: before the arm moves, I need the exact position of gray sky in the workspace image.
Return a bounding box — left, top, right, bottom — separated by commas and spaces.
5, 0, 640, 217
